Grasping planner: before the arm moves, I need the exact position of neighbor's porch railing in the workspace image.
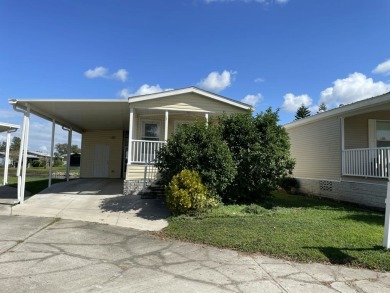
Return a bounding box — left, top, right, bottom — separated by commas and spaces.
131, 139, 166, 164
342, 147, 390, 178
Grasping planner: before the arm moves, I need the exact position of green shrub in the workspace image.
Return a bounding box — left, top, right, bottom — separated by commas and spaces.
218, 109, 295, 203
156, 120, 236, 197
165, 169, 216, 215
31, 159, 46, 168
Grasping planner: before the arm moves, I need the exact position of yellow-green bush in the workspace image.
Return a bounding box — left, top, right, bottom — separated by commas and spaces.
165, 169, 216, 215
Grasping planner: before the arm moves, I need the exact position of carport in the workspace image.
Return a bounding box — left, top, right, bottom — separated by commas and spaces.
8, 99, 130, 203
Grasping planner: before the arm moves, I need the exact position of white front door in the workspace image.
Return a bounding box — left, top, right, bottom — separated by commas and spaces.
94, 144, 110, 177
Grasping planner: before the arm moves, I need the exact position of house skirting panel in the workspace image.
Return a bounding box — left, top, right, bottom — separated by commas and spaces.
123, 180, 144, 196
296, 178, 387, 209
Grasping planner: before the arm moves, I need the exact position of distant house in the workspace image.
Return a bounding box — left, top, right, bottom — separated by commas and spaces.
61, 153, 81, 167
26, 150, 51, 166
284, 91, 390, 209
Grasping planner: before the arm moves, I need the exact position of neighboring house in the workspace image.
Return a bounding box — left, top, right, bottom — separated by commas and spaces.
61, 153, 81, 167
9, 87, 251, 199
26, 150, 51, 166
284, 91, 390, 209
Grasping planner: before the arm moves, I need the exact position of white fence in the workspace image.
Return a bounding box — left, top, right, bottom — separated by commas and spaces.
342, 147, 390, 178
131, 140, 166, 164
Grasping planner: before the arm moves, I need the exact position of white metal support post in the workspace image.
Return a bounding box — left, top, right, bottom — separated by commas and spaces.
384, 181, 390, 249
340, 117, 345, 176
17, 105, 30, 204
164, 111, 169, 141
48, 119, 55, 187
3, 129, 14, 185
127, 108, 134, 165
205, 113, 209, 127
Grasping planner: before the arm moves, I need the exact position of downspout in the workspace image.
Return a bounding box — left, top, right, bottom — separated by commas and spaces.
48, 119, 55, 187
62, 126, 72, 182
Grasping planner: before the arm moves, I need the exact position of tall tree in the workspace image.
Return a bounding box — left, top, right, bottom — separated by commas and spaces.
10, 137, 21, 151
317, 102, 327, 113
295, 104, 311, 120
55, 143, 80, 156
10, 136, 21, 165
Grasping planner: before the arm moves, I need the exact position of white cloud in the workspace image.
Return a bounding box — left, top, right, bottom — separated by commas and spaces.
84, 66, 108, 79
112, 69, 128, 82
118, 88, 132, 99
282, 93, 312, 113
198, 70, 235, 93
372, 59, 390, 75
118, 84, 173, 99
254, 77, 265, 83
84, 66, 128, 82
241, 93, 263, 108
319, 72, 390, 107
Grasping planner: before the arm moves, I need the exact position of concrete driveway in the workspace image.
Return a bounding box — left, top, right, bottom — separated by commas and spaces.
8, 179, 169, 231
1, 215, 389, 293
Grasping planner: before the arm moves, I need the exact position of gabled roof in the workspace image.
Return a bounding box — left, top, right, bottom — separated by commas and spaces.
284, 91, 390, 129
0, 122, 19, 133
128, 86, 252, 110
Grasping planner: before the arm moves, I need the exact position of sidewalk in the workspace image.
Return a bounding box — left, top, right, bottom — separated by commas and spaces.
1, 215, 389, 292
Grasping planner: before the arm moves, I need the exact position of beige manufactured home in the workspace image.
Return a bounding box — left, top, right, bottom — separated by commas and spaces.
285, 91, 390, 209
9, 87, 251, 201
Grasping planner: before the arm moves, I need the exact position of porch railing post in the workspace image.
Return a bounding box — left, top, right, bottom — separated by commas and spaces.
128, 107, 134, 165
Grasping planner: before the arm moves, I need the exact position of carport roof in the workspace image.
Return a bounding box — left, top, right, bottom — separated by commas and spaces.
8, 99, 129, 133
0, 122, 19, 133
8, 87, 252, 133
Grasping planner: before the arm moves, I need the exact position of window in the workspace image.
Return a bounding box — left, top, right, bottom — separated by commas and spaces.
368, 119, 390, 148
141, 120, 161, 141
376, 121, 390, 147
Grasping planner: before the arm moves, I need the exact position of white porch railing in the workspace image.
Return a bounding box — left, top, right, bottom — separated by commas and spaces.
131, 140, 166, 164
342, 147, 390, 178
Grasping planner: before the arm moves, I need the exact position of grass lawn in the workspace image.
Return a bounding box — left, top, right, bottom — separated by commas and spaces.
162, 192, 390, 271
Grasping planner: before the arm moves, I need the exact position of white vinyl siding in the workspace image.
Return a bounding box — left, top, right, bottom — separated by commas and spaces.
286, 117, 341, 180
129, 93, 248, 114
80, 130, 123, 178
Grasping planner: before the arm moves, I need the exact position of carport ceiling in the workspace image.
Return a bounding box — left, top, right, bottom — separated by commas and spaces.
9, 99, 130, 133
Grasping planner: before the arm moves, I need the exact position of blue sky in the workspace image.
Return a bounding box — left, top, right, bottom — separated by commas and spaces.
1, 0, 390, 152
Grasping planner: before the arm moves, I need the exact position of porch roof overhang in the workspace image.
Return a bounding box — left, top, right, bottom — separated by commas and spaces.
8, 99, 129, 133
0, 122, 19, 133
284, 91, 390, 129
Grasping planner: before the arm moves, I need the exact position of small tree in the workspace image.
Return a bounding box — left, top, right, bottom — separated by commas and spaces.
295, 104, 311, 120
156, 120, 236, 197
0, 141, 6, 152
317, 102, 327, 113
219, 109, 295, 203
